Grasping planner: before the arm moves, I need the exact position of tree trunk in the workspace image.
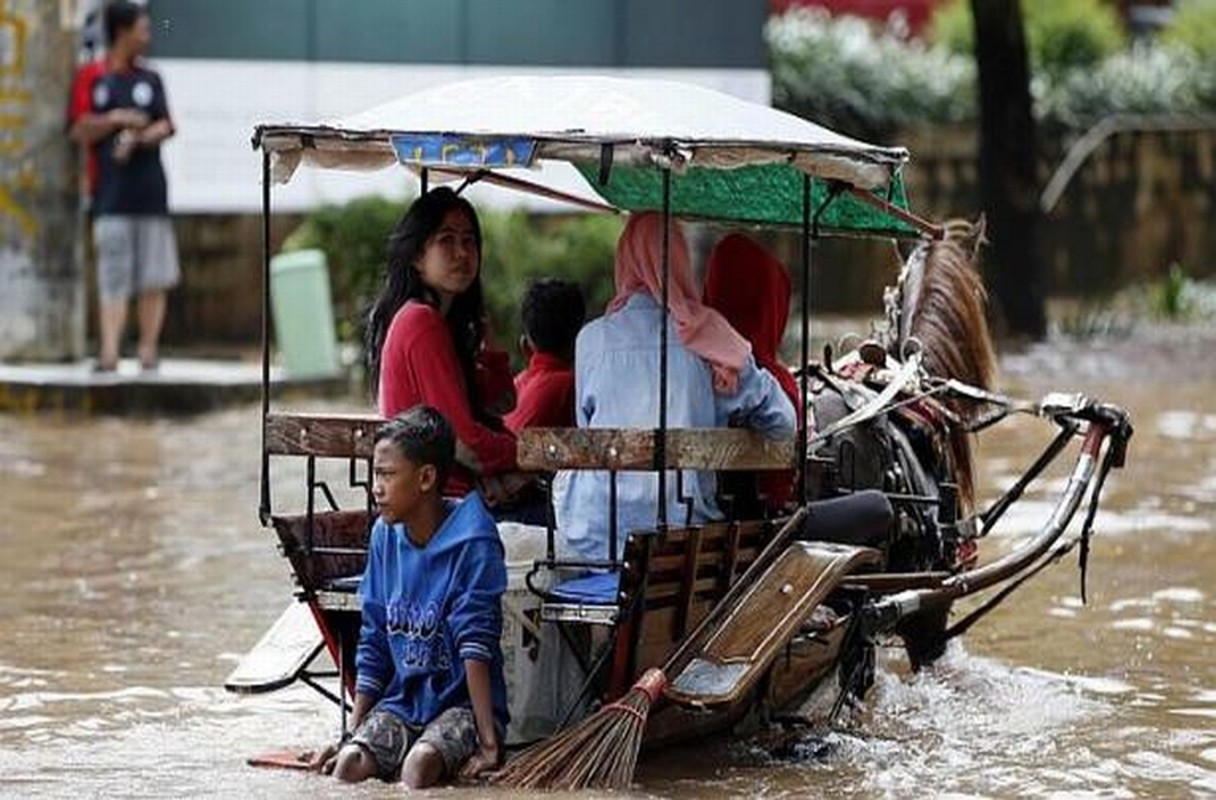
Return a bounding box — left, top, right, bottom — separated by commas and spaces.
0, 1, 85, 361
971, 0, 1046, 339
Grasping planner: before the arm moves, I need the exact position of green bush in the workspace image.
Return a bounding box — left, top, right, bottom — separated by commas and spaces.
281, 194, 405, 343
929, 0, 1126, 79
772, 4, 1214, 133
1039, 44, 1216, 126
768, 8, 975, 139
283, 196, 621, 366
479, 210, 621, 362
1161, 0, 1216, 61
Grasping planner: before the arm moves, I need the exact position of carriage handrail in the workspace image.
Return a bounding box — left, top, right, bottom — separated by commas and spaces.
868, 401, 1132, 632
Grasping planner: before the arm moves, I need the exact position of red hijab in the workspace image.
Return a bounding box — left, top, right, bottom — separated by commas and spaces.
609, 213, 751, 394
703, 233, 800, 411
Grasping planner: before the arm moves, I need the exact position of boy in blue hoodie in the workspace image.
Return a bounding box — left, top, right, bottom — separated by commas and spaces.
315, 406, 508, 786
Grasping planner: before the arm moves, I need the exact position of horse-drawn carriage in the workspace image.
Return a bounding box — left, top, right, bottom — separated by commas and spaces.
227, 76, 1131, 786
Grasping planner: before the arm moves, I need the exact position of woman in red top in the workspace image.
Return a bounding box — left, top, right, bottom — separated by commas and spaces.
703, 233, 804, 512
366, 188, 517, 496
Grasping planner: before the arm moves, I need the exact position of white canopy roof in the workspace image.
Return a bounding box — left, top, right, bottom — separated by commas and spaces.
255, 75, 908, 191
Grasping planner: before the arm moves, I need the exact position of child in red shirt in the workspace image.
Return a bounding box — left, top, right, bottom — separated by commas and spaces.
504, 279, 586, 433
366, 188, 517, 497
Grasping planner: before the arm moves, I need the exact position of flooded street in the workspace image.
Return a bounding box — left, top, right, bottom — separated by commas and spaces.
1, 324, 1214, 798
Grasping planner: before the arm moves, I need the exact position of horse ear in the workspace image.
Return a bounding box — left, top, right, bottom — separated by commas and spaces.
941, 216, 987, 261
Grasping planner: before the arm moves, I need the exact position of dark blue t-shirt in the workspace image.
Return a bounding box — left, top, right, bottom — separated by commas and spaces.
89, 65, 171, 215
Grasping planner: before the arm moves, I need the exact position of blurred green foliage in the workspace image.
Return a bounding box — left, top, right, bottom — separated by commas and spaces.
1161, 0, 1216, 60
478, 210, 621, 364
283, 196, 621, 366
1154, 263, 1192, 319
768, 8, 974, 140
281, 195, 404, 344
929, 0, 1126, 79
769, 3, 1216, 135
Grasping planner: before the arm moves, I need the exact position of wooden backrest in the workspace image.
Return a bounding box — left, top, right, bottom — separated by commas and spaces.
263, 413, 381, 590
619, 518, 778, 671
518, 428, 795, 472
265, 413, 386, 459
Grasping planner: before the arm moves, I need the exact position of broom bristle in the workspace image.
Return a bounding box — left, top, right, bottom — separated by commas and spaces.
492, 668, 666, 790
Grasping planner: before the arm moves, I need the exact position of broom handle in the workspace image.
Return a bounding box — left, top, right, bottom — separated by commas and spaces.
659, 505, 810, 678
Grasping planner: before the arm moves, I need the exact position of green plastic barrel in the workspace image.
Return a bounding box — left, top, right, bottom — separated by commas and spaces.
270, 249, 340, 378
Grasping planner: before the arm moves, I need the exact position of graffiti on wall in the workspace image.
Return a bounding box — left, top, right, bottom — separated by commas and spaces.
0, 0, 38, 241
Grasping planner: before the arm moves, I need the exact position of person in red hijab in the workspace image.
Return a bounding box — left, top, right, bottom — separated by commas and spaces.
704, 233, 804, 511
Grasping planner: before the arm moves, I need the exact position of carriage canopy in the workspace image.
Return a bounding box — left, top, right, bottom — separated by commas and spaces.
254, 75, 918, 236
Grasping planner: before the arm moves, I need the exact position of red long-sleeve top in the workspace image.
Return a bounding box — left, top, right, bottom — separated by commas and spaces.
503, 351, 576, 433
377, 302, 517, 495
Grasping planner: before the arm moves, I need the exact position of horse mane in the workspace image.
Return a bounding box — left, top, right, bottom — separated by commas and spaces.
899, 219, 997, 511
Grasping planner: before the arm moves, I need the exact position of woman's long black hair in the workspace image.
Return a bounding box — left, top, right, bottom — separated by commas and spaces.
366, 188, 488, 415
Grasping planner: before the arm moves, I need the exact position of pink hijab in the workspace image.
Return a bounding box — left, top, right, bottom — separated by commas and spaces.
608, 212, 751, 393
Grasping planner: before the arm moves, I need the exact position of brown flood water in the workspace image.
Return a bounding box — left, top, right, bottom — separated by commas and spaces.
1, 323, 1214, 799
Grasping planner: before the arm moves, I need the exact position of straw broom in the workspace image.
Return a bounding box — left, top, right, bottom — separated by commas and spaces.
492, 506, 809, 791
491, 667, 667, 790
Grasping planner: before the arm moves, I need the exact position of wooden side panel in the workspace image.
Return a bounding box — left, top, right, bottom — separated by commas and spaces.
517, 427, 795, 471
265, 413, 385, 458
663, 542, 881, 707
272, 509, 372, 591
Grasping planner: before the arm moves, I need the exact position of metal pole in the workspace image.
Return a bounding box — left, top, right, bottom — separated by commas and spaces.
259, 150, 272, 524
657, 166, 671, 528
799, 174, 812, 506
420, 167, 429, 195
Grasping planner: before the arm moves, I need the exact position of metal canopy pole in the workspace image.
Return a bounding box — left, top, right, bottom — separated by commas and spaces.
259, 150, 272, 525
657, 165, 671, 529
799, 174, 813, 506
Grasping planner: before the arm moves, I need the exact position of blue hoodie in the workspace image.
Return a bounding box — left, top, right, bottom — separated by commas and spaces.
355, 492, 508, 730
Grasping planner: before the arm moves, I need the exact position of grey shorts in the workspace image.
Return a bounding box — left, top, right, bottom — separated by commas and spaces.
93, 215, 180, 302
350, 705, 481, 781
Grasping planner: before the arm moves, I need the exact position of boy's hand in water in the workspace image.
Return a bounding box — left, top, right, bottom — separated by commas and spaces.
307, 741, 340, 774
459, 743, 501, 780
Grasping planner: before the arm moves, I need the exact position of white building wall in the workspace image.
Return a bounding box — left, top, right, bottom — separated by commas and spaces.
155, 60, 770, 214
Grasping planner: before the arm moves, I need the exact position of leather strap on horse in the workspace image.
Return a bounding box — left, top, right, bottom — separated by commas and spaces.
808, 353, 922, 449
1077, 433, 1120, 603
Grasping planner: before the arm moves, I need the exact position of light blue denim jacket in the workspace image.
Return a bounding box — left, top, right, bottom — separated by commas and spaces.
554, 293, 797, 563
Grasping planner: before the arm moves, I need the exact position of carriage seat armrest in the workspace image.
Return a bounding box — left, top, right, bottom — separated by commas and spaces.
517, 427, 795, 472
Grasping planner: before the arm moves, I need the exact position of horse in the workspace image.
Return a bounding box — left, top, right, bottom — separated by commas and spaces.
808, 219, 997, 672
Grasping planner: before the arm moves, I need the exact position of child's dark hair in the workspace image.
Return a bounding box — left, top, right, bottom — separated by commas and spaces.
366, 189, 487, 408
375, 406, 456, 487
521, 278, 585, 357
105, 1, 147, 45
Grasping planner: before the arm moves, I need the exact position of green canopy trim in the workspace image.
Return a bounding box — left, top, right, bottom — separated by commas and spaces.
575, 162, 918, 237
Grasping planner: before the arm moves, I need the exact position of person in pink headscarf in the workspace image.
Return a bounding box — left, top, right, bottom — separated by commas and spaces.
553, 213, 796, 563
704, 233, 804, 512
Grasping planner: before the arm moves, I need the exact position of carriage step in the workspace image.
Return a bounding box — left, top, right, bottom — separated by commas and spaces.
665, 541, 881, 708
224, 601, 325, 694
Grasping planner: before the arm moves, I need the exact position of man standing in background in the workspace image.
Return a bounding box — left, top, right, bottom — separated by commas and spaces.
67, 0, 178, 373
